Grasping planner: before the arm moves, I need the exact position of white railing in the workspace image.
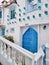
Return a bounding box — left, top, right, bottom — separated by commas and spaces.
0, 36, 44, 65
45, 43, 49, 65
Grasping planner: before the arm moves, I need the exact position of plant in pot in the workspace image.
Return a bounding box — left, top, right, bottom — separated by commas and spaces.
4, 36, 14, 48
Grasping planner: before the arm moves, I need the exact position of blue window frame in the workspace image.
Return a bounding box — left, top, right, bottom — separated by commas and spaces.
11, 10, 15, 19
0, 11, 2, 18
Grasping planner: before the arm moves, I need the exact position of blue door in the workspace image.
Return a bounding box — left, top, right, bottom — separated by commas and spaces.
22, 27, 38, 53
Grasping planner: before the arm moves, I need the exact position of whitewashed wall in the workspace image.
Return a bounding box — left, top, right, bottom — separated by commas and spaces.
2, 0, 49, 47
39, 24, 49, 47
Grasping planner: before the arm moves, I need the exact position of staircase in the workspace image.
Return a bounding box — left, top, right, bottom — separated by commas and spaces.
0, 36, 44, 65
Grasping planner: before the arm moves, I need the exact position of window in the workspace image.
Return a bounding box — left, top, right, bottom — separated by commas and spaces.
23, 7, 26, 10
39, 13, 41, 17
6, 30, 8, 32
38, 0, 41, 3
7, 19, 9, 21
10, 28, 14, 33
19, 18, 21, 21
44, 11, 48, 15
45, 3, 48, 8
26, 0, 38, 13
23, 18, 25, 21
19, 9, 21, 12
27, 16, 30, 20
7, 15, 9, 17
33, 15, 35, 18
43, 25, 46, 30
23, 12, 26, 15
38, 6, 41, 10
0, 11, 2, 18
19, 13, 21, 17
28, 0, 32, 3
11, 10, 15, 19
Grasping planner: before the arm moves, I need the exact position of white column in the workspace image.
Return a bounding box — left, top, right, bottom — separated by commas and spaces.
38, 25, 40, 49
18, 53, 22, 65
25, 56, 32, 65
0, 41, 3, 54
12, 49, 17, 65
3, 44, 7, 58
32, 55, 35, 65
7, 46, 12, 62
35, 61, 38, 65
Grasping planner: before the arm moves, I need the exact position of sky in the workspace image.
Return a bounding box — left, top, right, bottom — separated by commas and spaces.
0, 0, 9, 5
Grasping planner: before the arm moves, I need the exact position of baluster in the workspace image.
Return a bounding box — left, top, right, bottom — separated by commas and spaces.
12, 49, 17, 65
0, 41, 1, 53
22, 56, 25, 65
32, 55, 35, 65
35, 61, 37, 65
3, 43, 7, 58
0, 41, 3, 54
7, 46, 12, 62
18, 53, 22, 65
34, 61, 37, 65
25, 56, 32, 65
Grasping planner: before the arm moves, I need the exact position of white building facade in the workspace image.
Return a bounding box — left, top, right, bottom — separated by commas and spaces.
0, 0, 49, 65
0, 0, 49, 62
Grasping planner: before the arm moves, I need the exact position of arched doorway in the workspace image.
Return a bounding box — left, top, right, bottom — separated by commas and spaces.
22, 27, 38, 53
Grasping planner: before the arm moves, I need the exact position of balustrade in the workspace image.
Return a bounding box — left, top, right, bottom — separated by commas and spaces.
0, 36, 44, 65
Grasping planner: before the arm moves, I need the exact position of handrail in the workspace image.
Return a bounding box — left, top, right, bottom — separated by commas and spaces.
45, 43, 49, 48
0, 36, 44, 65
0, 36, 34, 59
35, 48, 44, 61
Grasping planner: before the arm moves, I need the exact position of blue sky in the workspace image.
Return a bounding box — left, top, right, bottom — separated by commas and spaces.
0, 0, 9, 4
